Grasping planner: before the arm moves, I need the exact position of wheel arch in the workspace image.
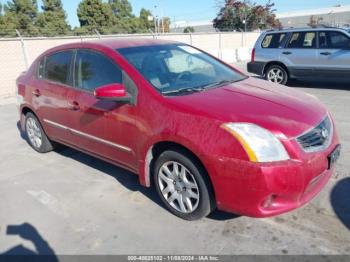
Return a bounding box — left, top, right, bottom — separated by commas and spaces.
142, 140, 216, 202
20, 106, 38, 132
263, 61, 289, 77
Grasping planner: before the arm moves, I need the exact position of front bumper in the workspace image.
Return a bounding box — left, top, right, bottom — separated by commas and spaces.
207, 140, 340, 218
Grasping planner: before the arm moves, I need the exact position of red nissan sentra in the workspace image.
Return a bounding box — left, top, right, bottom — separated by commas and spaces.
17, 39, 341, 220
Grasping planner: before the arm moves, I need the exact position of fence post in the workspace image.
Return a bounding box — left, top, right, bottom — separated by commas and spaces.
94, 29, 101, 39
149, 29, 157, 39
218, 33, 222, 59
15, 30, 29, 70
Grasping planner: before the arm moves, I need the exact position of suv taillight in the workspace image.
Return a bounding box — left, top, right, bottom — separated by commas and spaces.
251, 48, 255, 63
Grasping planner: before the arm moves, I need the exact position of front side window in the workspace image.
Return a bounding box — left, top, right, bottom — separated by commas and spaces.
44, 51, 73, 85
75, 50, 122, 92
261, 33, 286, 48
117, 44, 246, 96
287, 32, 316, 49
320, 31, 350, 49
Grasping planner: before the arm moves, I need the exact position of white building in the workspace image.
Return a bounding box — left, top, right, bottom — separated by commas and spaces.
170, 20, 215, 33
170, 5, 350, 33
277, 5, 350, 28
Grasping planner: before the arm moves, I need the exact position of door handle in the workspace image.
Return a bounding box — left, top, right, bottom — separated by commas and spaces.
32, 89, 41, 97
320, 52, 331, 56
282, 51, 292, 55
68, 101, 80, 111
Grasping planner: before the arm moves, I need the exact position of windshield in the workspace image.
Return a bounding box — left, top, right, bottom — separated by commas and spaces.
117, 44, 246, 96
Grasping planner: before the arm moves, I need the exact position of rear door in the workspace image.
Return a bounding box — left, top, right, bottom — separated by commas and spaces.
259, 32, 287, 62
280, 31, 318, 77
34, 50, 74, 143
316, 30, 350, 77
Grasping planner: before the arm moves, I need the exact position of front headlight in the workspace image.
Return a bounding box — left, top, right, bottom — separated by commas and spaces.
222, 123, 290, 162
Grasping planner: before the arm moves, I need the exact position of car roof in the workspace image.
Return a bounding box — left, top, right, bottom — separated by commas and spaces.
89, 38, 179, 49
41, 38, 180, 57
263, 27, 349, 34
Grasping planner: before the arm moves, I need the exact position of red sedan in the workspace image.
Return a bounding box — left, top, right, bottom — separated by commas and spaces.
17, 39, 341, 220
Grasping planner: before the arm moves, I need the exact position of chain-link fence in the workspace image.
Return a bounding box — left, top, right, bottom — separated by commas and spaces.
0, 31, 260, 98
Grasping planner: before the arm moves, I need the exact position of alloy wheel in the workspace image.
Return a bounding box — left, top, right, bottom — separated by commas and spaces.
26, 117, 42, 149
158, 161, 200, 214
267, 68, 284, 84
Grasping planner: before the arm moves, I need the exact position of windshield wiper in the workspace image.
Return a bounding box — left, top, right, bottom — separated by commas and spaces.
162, 87, 205, 96
199, 79, 237, 90
162, 79, 238, 96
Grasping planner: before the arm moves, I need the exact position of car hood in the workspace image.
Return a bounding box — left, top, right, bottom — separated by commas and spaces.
169, 77, 327, 139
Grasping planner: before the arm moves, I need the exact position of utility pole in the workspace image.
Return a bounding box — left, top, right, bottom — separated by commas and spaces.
160, 0, 165, 34
242, 0, 249, 32
154, 5, 158, 34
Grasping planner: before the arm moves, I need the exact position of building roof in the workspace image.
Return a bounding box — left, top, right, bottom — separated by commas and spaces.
277, 5, 350, 19
171, 20, 213, 29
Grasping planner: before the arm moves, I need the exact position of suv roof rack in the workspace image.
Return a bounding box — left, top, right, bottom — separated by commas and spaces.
265, 25, 344, 32
309, 24, 335, 28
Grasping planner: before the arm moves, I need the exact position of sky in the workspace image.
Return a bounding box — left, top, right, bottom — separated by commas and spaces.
1, 0, 350, 28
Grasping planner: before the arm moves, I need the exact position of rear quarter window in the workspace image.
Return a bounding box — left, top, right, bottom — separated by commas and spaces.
261, 33, 286, 48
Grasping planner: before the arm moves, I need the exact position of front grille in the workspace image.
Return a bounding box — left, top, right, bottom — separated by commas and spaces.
297, 116, 333, 152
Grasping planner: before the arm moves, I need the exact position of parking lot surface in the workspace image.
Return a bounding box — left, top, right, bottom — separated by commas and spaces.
0, 76, 349, 255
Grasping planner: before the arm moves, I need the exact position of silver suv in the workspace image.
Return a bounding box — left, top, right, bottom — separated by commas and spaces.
248, 27, 350, 85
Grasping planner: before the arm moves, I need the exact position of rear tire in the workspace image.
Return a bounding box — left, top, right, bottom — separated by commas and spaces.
25, 112, 55, 153
265, 65, 288, 85
153, 150, 215, 220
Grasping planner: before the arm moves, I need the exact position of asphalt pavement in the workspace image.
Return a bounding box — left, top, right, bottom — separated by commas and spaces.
0, 70, 349, 255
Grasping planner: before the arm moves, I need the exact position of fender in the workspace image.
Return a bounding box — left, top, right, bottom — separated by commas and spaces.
137, 133, 208, 187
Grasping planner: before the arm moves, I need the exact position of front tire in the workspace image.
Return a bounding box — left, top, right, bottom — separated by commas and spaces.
25, 112, 55, 153
154, 150, 214, 220
265, 65, 288, 85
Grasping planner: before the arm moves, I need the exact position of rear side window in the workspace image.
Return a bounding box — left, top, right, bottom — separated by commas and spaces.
319, 31, 350, 49
287, 32, 316, 49
75, 50, 122, 92
44, 51, 73, 85
261, 33, 286, 48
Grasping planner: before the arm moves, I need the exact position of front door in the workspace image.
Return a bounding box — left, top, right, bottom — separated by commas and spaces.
316, 31, 350, 78
67, 49, 137, 170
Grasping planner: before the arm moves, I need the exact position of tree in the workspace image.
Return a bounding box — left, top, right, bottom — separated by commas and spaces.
108, 0, 143, 33
0, 3, 5, 36
162, 17, 171, 33
1, 0, 39, 36
308, 15, 324, 27
77, 0, 114, 34
139, 8, 153, 32
109, 0, 133, 20
36, 0, 70, 36
213, 0, 280, 32
183, 26, 195, 33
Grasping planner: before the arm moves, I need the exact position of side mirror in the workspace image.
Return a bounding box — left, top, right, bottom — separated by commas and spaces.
94, 83, 131, 103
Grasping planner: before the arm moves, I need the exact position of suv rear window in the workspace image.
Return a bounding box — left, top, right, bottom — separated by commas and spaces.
261, 33, 286, 48
287, 32, 316, 49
